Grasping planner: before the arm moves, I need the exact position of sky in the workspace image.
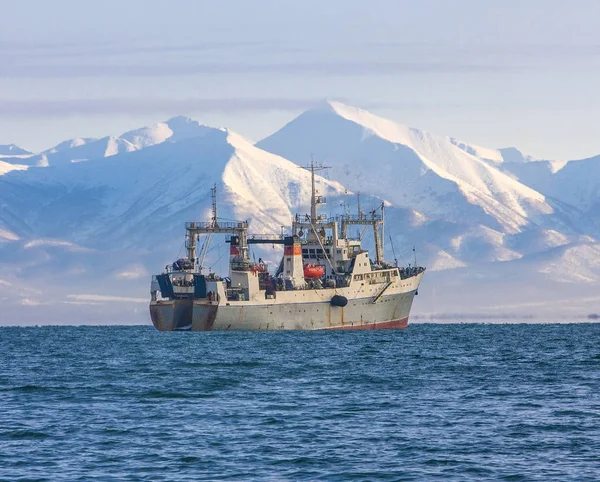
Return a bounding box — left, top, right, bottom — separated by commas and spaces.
2, 0, 600, 160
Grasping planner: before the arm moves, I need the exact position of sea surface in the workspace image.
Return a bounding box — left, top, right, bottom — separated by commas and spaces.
1, 324, 599, 481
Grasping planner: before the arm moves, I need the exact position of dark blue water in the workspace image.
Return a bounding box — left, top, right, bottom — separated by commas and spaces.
1, 324, 600, 481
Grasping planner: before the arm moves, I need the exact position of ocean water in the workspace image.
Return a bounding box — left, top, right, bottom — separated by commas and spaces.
1, 324, 599, 481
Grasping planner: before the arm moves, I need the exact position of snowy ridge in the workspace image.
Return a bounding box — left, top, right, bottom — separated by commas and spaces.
257, 101, 562, 234
0, 126, 345, 252
120, 116, 215, 150
9, 116, 216, 168
544, 154, 600, 210
22, 136, 138, 166
325, 101, 546, 205
48, 137, 97, 152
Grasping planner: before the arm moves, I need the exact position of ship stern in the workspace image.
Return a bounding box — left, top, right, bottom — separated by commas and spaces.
149, 299, 193, 331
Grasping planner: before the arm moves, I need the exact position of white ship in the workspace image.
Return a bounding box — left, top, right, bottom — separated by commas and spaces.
149, 163, 425, 331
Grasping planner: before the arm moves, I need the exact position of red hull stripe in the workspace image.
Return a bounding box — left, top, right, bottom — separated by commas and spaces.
329, 317, 409, 330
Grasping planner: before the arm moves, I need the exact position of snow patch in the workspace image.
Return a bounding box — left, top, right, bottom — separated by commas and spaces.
0, 159, 28, 176
427, 248, 467, 271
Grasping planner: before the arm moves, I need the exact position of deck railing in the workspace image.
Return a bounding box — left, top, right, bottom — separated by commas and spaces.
185, 221, 248, 230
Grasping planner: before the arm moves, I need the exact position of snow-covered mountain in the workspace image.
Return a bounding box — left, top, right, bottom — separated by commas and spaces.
256, 101, 596, 271
0, 127, 346, 249
257, 101, 575, 235
2, 101, 600, 323
0, 144, 31, 156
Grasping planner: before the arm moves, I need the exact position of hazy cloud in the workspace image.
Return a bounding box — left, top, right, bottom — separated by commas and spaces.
0, 97, 360, 118
0, 39, 273, 59
0, 60, 508, 79
3, 38, 597, 81
0, 38, 539, 80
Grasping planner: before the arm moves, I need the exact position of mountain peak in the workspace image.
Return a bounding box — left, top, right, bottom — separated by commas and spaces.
0, 144, 32, 156
293, 99, 416, 147
163, 116, 215, 143
313, 100, 388, 124
258, 101, 552, 234
118, 116, 215, 151
48, 138, 97, 153
164, 115, 195, 125
499, 147, 529, 163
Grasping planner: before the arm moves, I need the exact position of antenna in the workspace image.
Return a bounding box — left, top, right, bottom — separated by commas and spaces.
301, 157, 331, 222
211, 183, 218, 227
340, 199, 350, 216
381, 201, 385, 261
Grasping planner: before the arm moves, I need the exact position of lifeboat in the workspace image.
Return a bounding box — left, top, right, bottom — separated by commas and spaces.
304, 264, 325, 279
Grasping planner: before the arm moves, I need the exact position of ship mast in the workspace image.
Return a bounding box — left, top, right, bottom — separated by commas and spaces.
197, 183, 219, 272
372, 202, 384, 264
185, 183, 250, 272
211, 183, 218, 228
302, 159, 330, 222
187, 183, 219, 265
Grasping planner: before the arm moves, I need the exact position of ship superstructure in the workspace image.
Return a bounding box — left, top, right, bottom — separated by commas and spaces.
149, 163, 425, 331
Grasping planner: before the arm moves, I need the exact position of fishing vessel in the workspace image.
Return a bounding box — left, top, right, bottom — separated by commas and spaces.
149, 163, 425, 331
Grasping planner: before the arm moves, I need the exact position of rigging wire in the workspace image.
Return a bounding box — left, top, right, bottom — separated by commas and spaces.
388, 233, 398, 267
202, 237, 226, 256
308, 218, 337, 274
395, 247, 412, 267
175, 239, 186, 260
208, 246, 229, 272
198, 233, 213, 272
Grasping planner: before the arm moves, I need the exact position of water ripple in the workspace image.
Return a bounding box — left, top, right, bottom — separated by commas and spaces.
1, 323, 599, 480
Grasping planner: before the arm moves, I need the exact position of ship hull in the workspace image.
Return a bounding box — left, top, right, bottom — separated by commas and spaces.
150, 289, 417, 331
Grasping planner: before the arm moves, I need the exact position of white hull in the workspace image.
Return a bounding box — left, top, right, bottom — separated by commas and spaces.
150, 272, 423, 331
